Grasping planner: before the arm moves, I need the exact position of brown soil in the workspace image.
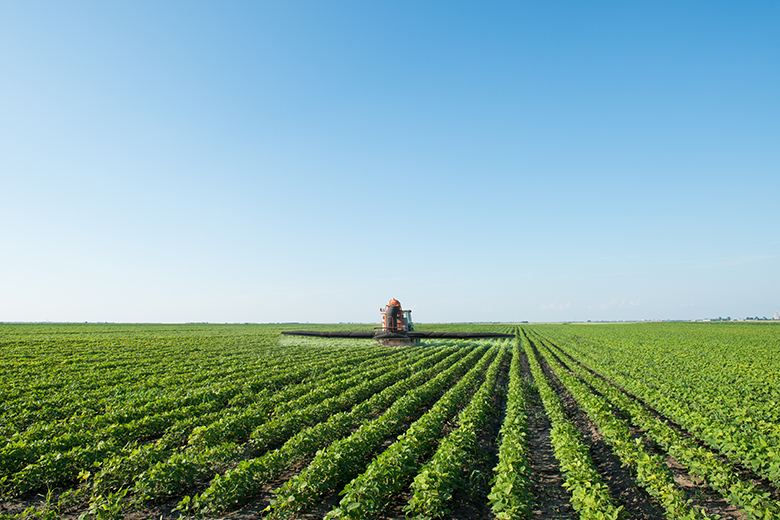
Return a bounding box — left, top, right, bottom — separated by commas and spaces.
447, 349, 512, 519
540, 338, 747, 520
518, 344, 577, 519
527, 335, 665, 520
381, 350, 512, 520
7, 341, 767, 520
549, 339, 780, 503
131, 362, 462, 520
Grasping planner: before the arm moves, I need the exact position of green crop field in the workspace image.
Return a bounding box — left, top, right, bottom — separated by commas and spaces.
1, 322, 779, 519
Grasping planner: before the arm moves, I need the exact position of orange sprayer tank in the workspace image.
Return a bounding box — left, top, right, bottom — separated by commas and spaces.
381, 298, 409, 332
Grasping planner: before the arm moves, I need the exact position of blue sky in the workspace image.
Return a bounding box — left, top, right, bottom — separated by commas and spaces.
2, 2, 778, 323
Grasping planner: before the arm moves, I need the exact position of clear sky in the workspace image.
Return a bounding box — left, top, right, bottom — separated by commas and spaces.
2, 2, 778, 323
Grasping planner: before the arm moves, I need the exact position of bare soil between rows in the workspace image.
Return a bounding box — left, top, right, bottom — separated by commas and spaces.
548, 336, 780, 504
534, 333, 754, 520
517, 343, 576, 519
5, 336, 768, 520
526, 333, 666, 520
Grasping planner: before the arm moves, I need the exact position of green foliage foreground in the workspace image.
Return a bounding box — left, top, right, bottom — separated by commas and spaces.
1, 321, 778, 519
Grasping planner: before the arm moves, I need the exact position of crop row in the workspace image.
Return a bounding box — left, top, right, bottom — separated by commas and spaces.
530, 332, 709, 520
5, 322, 777, 520
266, 345, 491, 518
404, 341, 509, 519
4, 345, 421, 496
324, 344, 502, 519
181, 344, 468, 515
522, 331, 622, 519
540, 324, 780, 482
1, 333, 305, 437
132, 344, 448, 504
487, 334, 532, 520
2, 340, 374, 458
542, 335, 780, 520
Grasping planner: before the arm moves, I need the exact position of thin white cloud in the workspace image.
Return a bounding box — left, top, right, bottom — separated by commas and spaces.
600, 299, 619, 310
598, 298, 640, 310
541, 302, 571, 311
